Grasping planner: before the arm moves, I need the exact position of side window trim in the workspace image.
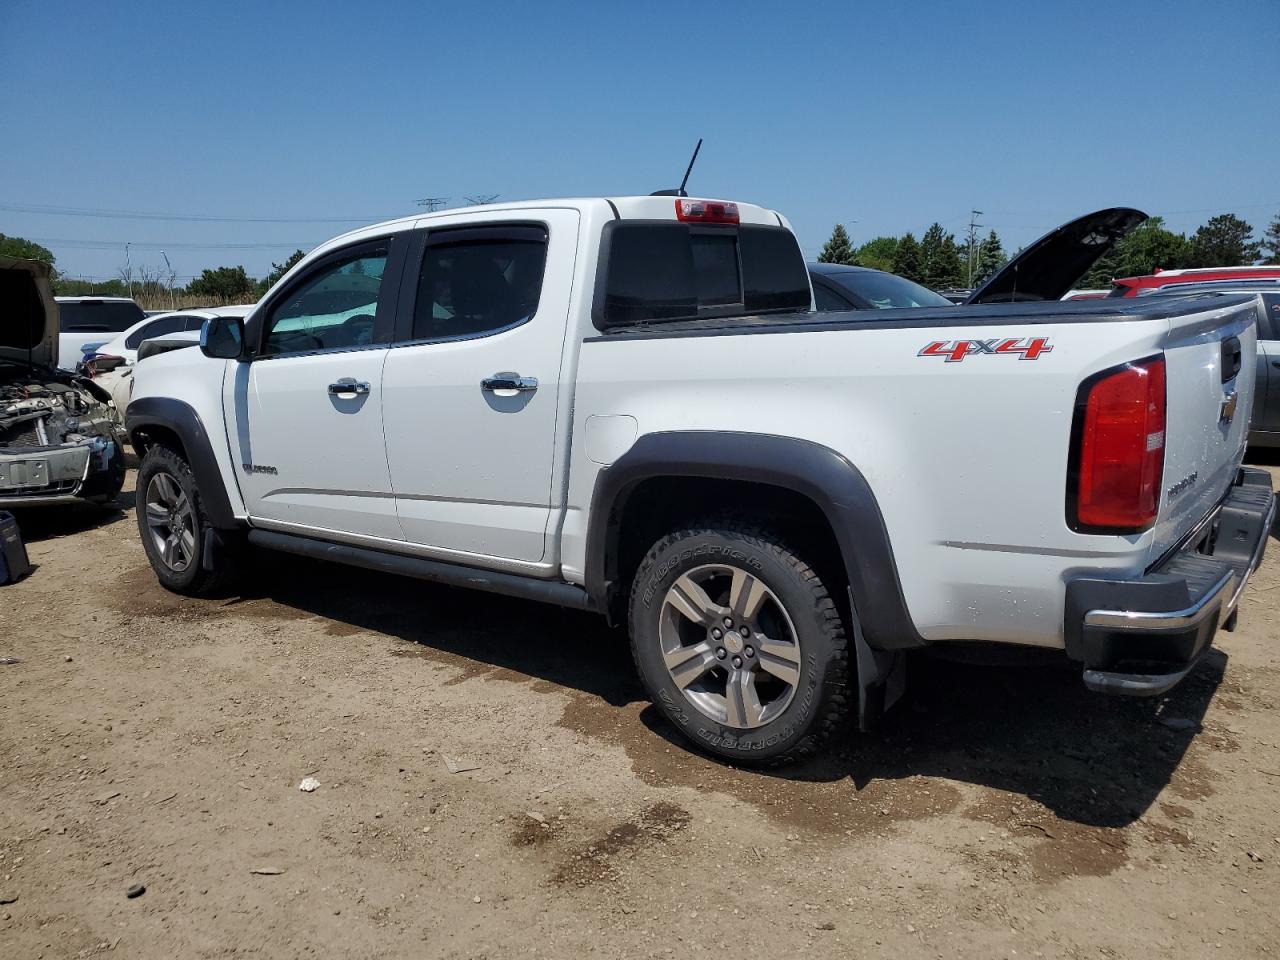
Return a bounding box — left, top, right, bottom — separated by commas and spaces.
251, 234, 407, 359
1259, 294, 1280, 341
390, 220, 551, 348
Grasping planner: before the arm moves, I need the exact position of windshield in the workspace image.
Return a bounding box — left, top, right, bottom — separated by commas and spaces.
827, 270, 952, 309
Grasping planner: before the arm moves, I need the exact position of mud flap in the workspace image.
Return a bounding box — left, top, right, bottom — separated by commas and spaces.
850, 588, 906, 731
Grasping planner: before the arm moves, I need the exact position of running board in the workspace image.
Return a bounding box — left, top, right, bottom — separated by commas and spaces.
246, 529, 597, 612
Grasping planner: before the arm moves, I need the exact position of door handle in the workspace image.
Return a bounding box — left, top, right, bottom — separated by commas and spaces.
328, 378, 371, 397
1271, 360, 1280, 369
481, 373, 538, 393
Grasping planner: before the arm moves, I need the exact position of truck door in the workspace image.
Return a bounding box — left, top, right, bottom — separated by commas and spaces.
380, 212, 579, 565
226, 236, 406, 540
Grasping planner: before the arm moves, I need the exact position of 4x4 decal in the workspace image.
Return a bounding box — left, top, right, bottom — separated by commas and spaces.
918, 337, 1053, 362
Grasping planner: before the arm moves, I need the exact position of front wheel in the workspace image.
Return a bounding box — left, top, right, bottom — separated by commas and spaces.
628, 524, 852, 766
136, 444, 236, 596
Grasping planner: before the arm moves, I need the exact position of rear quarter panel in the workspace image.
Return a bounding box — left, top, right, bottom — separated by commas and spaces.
562, 312, 1222, 649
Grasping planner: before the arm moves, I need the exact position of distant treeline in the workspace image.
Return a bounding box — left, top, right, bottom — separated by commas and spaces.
0, 234, 306, 308
818, 212, 1280, 289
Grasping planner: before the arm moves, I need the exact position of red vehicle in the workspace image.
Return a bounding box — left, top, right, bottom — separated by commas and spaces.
1108, 265, 1280, 297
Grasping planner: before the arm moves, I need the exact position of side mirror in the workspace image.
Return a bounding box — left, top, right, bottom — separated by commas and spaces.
200, 316, 246, 360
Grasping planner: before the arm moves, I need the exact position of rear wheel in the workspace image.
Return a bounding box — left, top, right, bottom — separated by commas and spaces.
628, 524, 852, 765
136, 444, 236, 595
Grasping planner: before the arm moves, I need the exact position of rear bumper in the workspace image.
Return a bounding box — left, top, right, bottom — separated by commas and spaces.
1064, 466, 1275, 696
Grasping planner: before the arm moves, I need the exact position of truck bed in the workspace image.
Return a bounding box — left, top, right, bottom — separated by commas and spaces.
590, 292, 1259, 339
570, 291, 1260, 650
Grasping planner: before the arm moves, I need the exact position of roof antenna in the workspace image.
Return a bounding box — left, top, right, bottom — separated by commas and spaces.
651, 139, 702, 197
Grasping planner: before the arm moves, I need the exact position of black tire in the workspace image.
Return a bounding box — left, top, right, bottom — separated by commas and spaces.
628, 524, 852, 766
136, 444, 236, 596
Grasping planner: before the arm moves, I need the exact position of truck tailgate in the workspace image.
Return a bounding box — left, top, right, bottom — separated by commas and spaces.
1146, 296, 1259, 565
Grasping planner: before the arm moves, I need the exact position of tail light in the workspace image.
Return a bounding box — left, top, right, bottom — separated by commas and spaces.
674, 198, 739, 224
1068, 356, 1166, 533
81, 353, 126, 378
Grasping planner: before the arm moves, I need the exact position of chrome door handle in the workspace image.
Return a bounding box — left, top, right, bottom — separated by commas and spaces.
481, 373, 538, 393
328, 378, 370, 397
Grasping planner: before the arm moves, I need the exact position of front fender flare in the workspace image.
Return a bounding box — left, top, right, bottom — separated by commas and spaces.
126, 397, 238, 530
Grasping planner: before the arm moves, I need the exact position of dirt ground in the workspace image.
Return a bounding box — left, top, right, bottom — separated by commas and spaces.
2, 463, 1279, 960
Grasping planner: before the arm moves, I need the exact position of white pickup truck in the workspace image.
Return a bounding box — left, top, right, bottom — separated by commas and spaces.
125, 196, 1275, 765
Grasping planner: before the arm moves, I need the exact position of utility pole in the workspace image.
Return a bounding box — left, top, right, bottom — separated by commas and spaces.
161, 251, 176, 310
965, 210, 983, 288
124, 243, 135, 300
464, 194, 499, 206
416, 197, 448, 211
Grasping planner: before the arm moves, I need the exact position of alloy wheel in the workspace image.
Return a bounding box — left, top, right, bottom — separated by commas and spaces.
658, 563, 803, 729
144, 471, 196, 573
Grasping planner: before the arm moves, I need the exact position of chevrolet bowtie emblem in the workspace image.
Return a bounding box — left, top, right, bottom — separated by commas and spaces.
1220, 391, 1239, 425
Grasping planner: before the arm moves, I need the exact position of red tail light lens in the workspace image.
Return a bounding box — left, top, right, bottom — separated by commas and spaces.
82, 354, 125, 378
1070, 357, 1166, 532
674, 198, 739, 224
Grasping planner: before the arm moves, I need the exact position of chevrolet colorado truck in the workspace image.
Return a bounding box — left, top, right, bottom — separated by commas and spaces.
125, 196, 1275, 765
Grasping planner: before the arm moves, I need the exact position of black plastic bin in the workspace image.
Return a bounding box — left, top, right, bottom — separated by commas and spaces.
0, 512, 32, 585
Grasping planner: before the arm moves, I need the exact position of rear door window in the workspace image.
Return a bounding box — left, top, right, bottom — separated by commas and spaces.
1260, 294, 1280, 341
125, 315, 190, 350
407, 225, 548, 342
813, 283, 857, 312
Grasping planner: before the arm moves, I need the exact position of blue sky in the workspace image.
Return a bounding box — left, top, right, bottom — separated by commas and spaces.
2, 0, 1278, 282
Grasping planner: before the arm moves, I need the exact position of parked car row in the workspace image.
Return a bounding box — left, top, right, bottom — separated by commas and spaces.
5, 197, 1276, 767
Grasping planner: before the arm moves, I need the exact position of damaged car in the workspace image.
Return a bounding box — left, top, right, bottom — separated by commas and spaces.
1, 256, 127, 508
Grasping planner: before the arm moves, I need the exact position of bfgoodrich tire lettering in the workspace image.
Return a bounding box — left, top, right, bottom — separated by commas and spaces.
628, 524, 852, 765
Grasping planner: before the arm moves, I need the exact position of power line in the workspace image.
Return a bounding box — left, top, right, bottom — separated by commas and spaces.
0, 201, 396, 224
31, 237, 316, 251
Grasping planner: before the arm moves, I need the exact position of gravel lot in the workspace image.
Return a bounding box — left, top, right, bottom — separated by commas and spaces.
2, 463, 1279, 959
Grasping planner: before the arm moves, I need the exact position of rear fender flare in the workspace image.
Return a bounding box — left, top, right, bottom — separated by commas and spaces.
584, 431, 924, 651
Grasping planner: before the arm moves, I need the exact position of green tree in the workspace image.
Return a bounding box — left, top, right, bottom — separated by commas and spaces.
186, 266, 256, 304
973, 230, 1006, 285
817, 223, 856, 265
1080, 217, 1191, 288
919, 223, 964, 288
1187, 213, 1260, 267
855, 236, 899, 272
1261, 214, 1280, 265
55, 278, 128, 297
892, 232, 923, 283
0, 233, 58, 281
259, 249, 306, 294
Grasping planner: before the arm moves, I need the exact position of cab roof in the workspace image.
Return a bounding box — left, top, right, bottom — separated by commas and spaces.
313, 196, 784, 254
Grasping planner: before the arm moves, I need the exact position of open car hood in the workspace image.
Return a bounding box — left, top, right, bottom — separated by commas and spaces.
0, 256, 57, 369
967, 207, 1148, 304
